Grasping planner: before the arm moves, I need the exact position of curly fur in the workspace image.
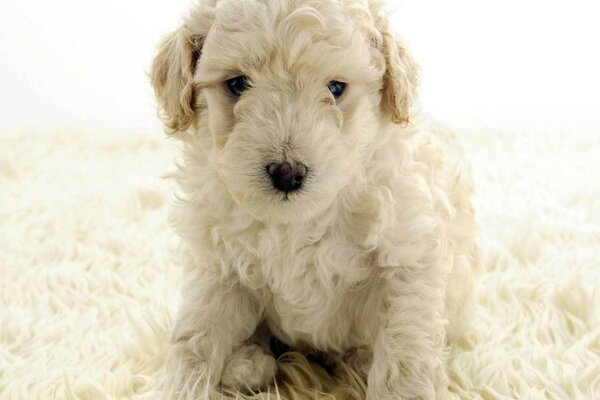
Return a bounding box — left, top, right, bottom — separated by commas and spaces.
150, 1, 480, 399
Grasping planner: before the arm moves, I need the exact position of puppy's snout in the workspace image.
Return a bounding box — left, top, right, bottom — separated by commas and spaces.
266, 162, 307, 193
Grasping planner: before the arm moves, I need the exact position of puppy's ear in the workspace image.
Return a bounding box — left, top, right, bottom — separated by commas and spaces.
151, 27, 203, 133
377, 19, 419, 125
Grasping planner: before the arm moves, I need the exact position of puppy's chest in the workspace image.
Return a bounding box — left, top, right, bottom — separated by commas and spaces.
232, 226, 380, 349
263, 274, 380, 351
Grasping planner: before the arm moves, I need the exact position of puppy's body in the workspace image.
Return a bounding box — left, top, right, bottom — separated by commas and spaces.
152, 1, 479, 398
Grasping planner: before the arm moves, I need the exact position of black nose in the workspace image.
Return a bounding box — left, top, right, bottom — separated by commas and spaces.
266, 162, 307, 193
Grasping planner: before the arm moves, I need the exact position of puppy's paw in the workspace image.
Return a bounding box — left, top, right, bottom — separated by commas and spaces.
367, 360, 443, 400
221, 343, 277, 391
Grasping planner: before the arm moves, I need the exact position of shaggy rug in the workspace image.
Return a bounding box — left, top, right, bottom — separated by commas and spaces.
1, 124, 599, 399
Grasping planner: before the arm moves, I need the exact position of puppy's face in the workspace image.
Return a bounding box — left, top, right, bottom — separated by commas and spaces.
152, 0, 418, 224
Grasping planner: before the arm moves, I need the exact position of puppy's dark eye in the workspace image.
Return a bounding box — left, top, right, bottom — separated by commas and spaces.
327, 81, 347, 98
226, 76, 250, 96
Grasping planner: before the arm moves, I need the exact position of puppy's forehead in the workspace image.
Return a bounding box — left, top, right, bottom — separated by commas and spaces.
199, 0, 377, 80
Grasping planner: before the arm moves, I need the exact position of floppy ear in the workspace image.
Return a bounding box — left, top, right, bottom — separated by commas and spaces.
378, 25, 419, 125
150, 27, 203, 133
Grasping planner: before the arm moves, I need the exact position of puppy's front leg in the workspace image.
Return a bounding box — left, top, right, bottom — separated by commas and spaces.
163, 269, 263, 398
367, 268, 448, 400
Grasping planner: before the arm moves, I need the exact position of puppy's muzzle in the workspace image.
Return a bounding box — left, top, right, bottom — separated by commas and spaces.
266, 162, 307, 193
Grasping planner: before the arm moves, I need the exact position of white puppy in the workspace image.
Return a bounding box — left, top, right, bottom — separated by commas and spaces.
151, 0, 479, 399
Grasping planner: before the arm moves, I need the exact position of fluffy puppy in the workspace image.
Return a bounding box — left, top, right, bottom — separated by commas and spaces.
150, 0, 479, 399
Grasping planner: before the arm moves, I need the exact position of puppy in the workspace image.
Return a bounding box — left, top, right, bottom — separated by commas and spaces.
151, 0, 479, 399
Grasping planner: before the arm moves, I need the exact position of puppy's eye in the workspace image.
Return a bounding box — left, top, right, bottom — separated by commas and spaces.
226, 76, 250, 96
327, 81, 347, 99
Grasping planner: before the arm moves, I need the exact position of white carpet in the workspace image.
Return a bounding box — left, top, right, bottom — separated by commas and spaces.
1, 125, 599, 399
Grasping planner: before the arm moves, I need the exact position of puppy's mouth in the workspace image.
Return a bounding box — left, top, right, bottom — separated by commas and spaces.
280, 190, 298, 202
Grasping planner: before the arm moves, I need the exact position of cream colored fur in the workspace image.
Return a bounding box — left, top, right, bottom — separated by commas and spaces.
149, 1, 479, 399
1, 115, 600, 399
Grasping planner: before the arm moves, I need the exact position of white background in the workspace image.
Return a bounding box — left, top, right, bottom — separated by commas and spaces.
0, 0, 598, 134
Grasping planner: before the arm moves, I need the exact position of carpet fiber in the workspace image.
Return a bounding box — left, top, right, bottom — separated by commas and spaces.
1, 125, 599, 399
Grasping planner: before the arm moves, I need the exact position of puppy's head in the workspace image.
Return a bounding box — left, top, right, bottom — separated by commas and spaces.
151, 0, 418, 224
